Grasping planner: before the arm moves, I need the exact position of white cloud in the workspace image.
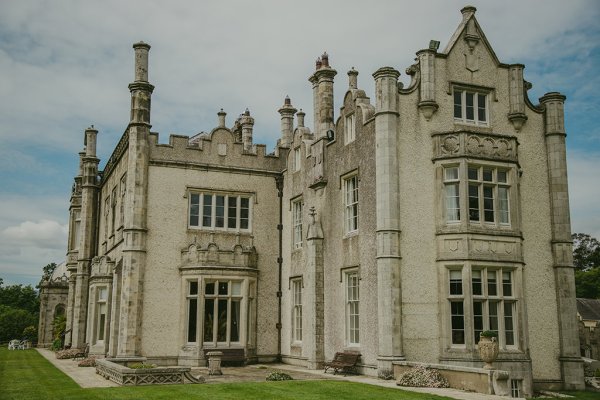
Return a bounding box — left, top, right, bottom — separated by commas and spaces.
0, 219, 67, 251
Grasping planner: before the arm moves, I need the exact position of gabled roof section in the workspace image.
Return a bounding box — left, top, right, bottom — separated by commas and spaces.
442, 6, 502, 66
577, 298, 600, 321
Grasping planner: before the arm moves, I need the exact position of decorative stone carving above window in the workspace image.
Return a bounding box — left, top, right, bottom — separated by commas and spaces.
91, 256, 115, 278
433, 131, 517, 163
181, 242, 257, 269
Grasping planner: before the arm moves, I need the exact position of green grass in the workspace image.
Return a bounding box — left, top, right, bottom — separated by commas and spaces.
0, 347, 453, 400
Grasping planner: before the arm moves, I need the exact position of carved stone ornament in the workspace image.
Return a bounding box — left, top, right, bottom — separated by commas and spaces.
478, 335, 499, 370
434, 132, 517, 163
418, 100, 439, 121
508, 112, 528, 132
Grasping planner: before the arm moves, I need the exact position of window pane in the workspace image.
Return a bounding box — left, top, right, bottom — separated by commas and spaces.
473, 300, 483, 342
203, 299, 214, 342
449, 270, 462, 295
230, 299, 241, 342
468, 167, 478, 180
454, 91, 462, 118
202, 194, 212, 227
240, 197, 249, 229
188, 298, 197, 342
205, 282, 215, 295
488, 301, 499, 332
469, 184, 480, 221
98, 306, 106, 341
190, 194, 200, 226
215, 195, 225, 228
497, 170, 507, 183
483, 168, 493, 182
218, 281, 228, 295
472, 270, 482, 295
445, 183, 460, 222
231, 281, 242, 296
189, 281, 198, 295
488, 271, 497, 296
217, 299, 228, 342
478, 94, 487, 122
483, 185, 494, 222
465, 92, 474, 120
498, 187, 509, 224
503, 271, 512, 297
445, 167, 459, 181
451, 301, 465, 344
228, 196, 237, 229
504, 302, 515, 345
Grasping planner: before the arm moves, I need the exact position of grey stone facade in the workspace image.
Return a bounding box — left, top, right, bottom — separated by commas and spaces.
55, 7, 584, 396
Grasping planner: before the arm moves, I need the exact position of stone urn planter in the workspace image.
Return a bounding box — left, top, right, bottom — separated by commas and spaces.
478, 331, 499, 370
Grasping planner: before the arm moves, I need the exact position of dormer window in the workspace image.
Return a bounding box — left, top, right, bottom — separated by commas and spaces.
454, 89, 488, 125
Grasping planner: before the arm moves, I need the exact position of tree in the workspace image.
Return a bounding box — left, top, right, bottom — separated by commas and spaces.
42, 262, 58, 279
575, 268, 600, 299
572, 233, 600, 271
0, 305, 38, 342
0, 283, 39, 314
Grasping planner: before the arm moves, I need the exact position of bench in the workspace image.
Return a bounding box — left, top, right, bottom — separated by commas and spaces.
323, 351, 361, 376
72, 343, 89, 361
203, 348, 245, 366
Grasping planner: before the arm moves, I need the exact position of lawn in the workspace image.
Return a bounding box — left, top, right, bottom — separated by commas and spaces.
0, 347, 454, 400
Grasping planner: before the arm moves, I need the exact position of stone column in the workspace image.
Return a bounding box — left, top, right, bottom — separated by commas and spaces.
305, 207, 325, 369
308, 53, 337, 139
508, 64, 527, 131
278, 96, 297, 148
417, 49, 438, 120
372, 67, 404, 374
118, 42, 154, 357
71, 126, 100, 348
540, 92, 584, 390
240, 109, 255, 152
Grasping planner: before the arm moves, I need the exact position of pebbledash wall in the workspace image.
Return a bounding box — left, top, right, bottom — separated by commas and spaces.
42, 6, 584, 396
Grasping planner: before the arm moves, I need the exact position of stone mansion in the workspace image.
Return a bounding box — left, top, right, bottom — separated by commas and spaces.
38, 6, 585, 396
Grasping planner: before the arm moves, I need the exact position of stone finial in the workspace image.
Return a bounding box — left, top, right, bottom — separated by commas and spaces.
321, 52, 329, 67
218, 108, 226, 127
297, 109, 305, 127
84, 126, 98, 157
132, 41, 151, 82
240, 109, 255, 151
348, 67, 358, 89
284, 95, 291, 105
278, 96, 297, 148
461, 5, 477, 17
315, 57, 322, 70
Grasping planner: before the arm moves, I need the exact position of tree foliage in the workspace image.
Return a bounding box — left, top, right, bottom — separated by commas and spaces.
0, 283, 39, 314
42, 262, 58, 279
0, 280, 40, 341
573, 233, 600, 299
572, 233, 600, 271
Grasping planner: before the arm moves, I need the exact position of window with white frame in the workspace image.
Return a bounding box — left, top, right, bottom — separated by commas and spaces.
448, 266, 518, 348
294, 147, 301, 172
454, 89, 488, 125
189, 192, 251, 231
345, 270, 360, 346
292, 199, 303, 249
345, 114, 356, 144
344, 175, 359, 233
291, 279, 302, 342
203, 280, 243, 344
96, 287, 108, 342
468, 166, 509, 225
187, 281, 199, 343
510, 379, 522, 398
442, 164, 511, 227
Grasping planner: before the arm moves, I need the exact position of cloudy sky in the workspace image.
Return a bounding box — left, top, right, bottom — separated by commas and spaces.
1, 0, 599, 286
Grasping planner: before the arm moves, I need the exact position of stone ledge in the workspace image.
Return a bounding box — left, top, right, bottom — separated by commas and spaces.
96, 358, 204, 385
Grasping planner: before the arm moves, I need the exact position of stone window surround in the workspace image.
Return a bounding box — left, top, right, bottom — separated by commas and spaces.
341, 171, 359, 235
443, 263, 522, 353
293, 146, 301, 172
439, 160, 517, 233
291, 197, 303, 249
344, 112, 356, 145
290, 277, 303, 343
187, 189, 253, 232
182, 275, 254, 348
344, 267, 360, 347
450, 82, 496, 127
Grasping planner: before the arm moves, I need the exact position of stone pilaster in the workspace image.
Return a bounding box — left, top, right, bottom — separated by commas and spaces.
508, 64, 527, 131
308, 53, 337, 139
373, 67, 404, 374
540, 92, 584, 390
278, 96, 297, 148
305, 207, 325, 369
71, 126, 100, 348
417, 49, 438, 120
117, 42, 153, 357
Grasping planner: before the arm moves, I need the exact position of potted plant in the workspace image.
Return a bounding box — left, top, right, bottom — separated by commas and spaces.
478, 330, 499, 370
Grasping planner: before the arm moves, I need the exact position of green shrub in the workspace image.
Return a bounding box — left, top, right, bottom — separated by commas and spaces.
595, 368, 600, 378
266, 371, 293, 381
51, 339, 62, 351
22, 325, 37, 342
480, 330, 498, 338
